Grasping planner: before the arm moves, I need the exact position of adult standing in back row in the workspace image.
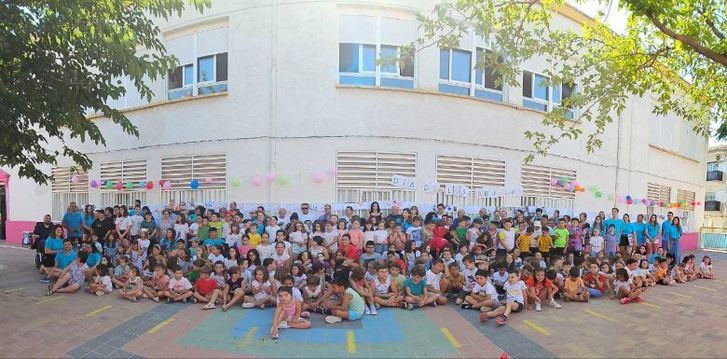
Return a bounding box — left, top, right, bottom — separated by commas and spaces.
660, 212, 674, 252
603, 208, 624, 250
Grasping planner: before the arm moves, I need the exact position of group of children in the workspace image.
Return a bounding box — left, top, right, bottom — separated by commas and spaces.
35, 202, 718, 337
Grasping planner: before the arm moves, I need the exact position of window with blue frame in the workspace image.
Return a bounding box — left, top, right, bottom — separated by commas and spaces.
522, 71, 549, 111
474, 48, 503, 101
339, 43, 414, 89
439, 47, 503, 101
553, 81, 576, 119
438, 48, 471, 95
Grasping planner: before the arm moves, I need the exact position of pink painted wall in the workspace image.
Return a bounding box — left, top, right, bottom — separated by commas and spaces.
5, 221, 36, 245
681, 232, 698, 251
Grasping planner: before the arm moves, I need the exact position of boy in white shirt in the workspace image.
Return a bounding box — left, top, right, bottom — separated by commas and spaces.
462, 269, 498, 311
480, 270, 526, 325
425, 259, 449, 305
405, 216, 424, 247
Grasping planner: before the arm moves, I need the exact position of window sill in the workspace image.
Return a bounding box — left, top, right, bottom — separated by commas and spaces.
86, 91, 228, 120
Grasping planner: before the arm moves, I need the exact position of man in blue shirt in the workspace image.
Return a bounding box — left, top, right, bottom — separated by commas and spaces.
661, 212, 674, 250
42, 239, 77, 281
62, 202, 83, 243
603, 207, 625, 240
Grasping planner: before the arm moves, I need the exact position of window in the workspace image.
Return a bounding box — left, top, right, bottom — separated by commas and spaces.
522, 71, 549, 110
165, 26, 229, 100
707, 162, 719, 172
338, 43, 414, 89
436, 155, 505, 208
649, 115, 704, 161
647, 182, 671, 206
161, 154, 227, 204
99, 160, 147, 191
336, 151, 417, 208
706, 191, 716, 201
439, 47, 503, 101
677, 189, 696, 211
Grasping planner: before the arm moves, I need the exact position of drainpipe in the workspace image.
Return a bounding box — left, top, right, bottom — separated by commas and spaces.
268, 0, 278, 207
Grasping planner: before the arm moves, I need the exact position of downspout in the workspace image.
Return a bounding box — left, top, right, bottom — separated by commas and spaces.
268, 0, 278, 206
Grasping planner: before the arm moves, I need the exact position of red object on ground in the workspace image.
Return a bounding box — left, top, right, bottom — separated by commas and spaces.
500, 352, 509, 359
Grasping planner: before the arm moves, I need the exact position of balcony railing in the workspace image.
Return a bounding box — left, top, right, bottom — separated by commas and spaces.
705, 200, 721, 212
707, 170, 723, 181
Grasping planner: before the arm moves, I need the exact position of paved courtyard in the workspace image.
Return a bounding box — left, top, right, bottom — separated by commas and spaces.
1, 244, 726, 358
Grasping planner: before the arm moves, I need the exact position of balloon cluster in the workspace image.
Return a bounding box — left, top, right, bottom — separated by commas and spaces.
550, 177, 585, 193
229, 166, 338, 188
89, 179, 156, 191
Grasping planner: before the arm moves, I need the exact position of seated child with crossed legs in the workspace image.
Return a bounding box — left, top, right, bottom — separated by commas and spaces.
462, 269, 499, 312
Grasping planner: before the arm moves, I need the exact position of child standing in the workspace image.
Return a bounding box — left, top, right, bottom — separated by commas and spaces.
480, 270, 527, 325
538, 227, 553, 260
589, 228, 604, 256
269, 286, 311, 339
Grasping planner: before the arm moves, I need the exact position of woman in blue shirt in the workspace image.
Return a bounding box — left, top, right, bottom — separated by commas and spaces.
645, 214, 660, 257
82, 205, 96, 242
633, 214, 647, 247
669, 217, 683, 263
619, 214, 634, 257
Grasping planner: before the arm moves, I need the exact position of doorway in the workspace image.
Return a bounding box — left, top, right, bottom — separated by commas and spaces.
0, 183, 6, 240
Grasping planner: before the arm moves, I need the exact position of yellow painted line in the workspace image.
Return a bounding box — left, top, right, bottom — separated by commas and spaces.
640, 302, 662, 309
35, 296, 63, 304
584, 309, 615, 322
85, 305, 113, 317
522, 320, 551, 336
4, 288, 22, 293
147, 318, 175, 334
238, 326, 258, 347
691, 284, 717, 292
440, 327, 462, 348
347, 330, 356, 353
668, 291, 693, 299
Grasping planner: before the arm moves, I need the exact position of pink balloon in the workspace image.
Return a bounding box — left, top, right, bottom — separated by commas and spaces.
162, 181, 172, 190
550, 179, 559, 186
326, 166, 338, 177
204, 177, 213, 184
114, 182, 123, 191
266, 172, 276, 183
70, 175, 79, 184
641, 198, 647, 204
252, 176, 263, 187
313, 173, 325, 183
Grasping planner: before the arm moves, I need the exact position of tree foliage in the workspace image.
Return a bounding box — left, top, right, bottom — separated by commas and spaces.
0, 0, 210, 183
411, 0, 725, 160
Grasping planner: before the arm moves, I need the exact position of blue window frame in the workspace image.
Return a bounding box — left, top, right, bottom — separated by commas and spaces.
439, 50, 449, 80
183, 65, 193, 86
380, 45, 398, 74
197, 56, 215, 83
451, 49, 471, 83
339, 43, 413, 89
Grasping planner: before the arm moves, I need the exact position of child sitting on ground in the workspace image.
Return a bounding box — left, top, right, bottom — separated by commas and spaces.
563, 267, 590, 302
350, 266, 377, 315
112, 256, 130, 289
243, 267, 274, 309
87, 264, 112, 296
369, 262, 400, 308
324, 275, 366, 324
462, 269, 499, 312
118, 266, 144, 302
194, 266, 223, 309
613, 267, 643, 304
403, 267, 438, 310
221, 266, 246, 311
480, 269, 527, 325
654, 258, 673, 285
699, 256, 715, 279
143, 263, 169, 302
582, 262, 607, 298
525, 268, 561, 311
270, 286, 311, 339
165, 266, 194, 303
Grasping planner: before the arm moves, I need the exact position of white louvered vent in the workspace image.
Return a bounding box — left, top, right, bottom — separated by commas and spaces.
521, 164, 576, 199
436, 155, 505, 187
51, 166, 88, 193
100, 160, 147, 190
337, 151, 416, 189
161, 154, 226, 190
647, 183, 660, 201
677, 189, 695, 211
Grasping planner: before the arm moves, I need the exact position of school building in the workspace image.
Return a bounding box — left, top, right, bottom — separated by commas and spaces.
0, 0, 707, 244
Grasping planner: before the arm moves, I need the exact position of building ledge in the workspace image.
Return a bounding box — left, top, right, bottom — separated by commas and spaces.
335, 84, 581, 125
86, 91, 228, 120
648, 144, 700, 164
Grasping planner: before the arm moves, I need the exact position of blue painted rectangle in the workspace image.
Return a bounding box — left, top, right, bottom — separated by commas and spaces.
339, 75, 376, 86
438, 83, 469, 95
523, 98, 547, 111
475, 89, 503, 102
381, 77, 414, 89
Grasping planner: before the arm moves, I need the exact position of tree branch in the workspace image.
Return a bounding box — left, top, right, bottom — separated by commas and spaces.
645, 11, 727, 67
697, 6, 724, 40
